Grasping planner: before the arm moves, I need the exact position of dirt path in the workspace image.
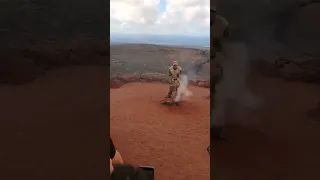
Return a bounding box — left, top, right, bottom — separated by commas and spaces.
110, 83, 210, 180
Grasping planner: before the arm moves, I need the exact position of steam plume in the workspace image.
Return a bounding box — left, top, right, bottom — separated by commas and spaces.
211, 42, 261, 127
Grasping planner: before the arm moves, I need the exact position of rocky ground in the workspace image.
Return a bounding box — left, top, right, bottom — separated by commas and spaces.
252, 57, 320, 83
110, 44, 210, 77
0, 39, 109, 85
109, 44, 210, 89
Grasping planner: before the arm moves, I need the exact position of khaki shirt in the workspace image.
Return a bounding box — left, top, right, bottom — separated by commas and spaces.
211, 15, 229, 85
169, 66, 182, 79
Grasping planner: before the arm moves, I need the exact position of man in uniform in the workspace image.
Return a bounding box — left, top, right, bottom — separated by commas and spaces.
210, 5, 230, 140
211, 6, 230, 59
165, 61, 182, 105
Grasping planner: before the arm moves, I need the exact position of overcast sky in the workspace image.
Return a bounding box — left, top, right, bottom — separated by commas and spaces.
110, 0, 210, 36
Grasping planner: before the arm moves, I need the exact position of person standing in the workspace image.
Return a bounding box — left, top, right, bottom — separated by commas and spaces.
165, 61, 182, 105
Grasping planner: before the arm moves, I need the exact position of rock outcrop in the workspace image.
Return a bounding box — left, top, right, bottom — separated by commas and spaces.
253, 57, 320, 83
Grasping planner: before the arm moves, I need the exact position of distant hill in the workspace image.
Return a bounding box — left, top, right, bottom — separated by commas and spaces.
110, 44, 210, 79
110, 34, 210, 48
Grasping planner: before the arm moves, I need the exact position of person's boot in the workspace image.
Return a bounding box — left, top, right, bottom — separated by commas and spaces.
165, 91, 172, 98
174, 101, 180, 106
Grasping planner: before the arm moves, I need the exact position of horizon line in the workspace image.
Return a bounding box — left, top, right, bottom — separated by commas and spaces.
110, 33, 209, 38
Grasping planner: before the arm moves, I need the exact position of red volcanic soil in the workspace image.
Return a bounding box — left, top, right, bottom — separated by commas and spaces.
110, 83, 210, 180
212, 74, 320, 180
0, 67, 109, 180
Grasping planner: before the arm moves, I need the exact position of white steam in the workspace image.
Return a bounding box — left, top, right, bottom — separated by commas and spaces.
174, 74, 193, 102
211, 42, 262, 126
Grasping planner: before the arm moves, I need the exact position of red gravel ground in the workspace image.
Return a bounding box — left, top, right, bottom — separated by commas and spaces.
212, 74, 320, 180
0, 67, 109, 180
110, 82, 210, 180
2, 65, 319, 180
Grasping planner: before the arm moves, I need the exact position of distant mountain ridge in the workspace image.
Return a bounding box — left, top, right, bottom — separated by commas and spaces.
110, 34, 210, 48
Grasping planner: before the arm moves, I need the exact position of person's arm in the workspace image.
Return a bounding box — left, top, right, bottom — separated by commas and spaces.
168, 68, 173, 83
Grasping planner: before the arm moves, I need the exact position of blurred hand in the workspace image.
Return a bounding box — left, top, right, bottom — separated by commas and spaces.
110, 159, 114, 175
112, 150, 124, 165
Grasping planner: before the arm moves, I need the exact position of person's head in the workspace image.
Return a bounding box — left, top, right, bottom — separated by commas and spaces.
210, 6, 216, 25
172, 61, 178, 70
111, 164, 149, 180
